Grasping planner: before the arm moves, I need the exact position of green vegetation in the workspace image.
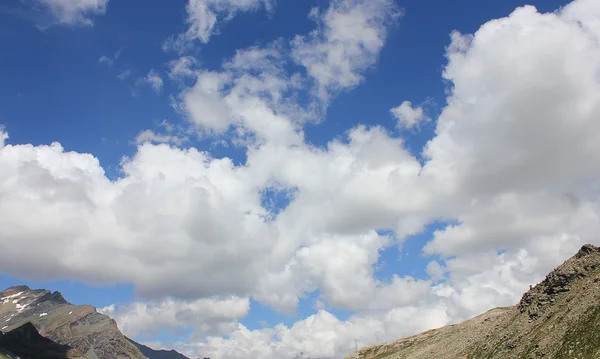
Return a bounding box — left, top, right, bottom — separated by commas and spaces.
555, 306, 600, 359
0, 349, 16, 359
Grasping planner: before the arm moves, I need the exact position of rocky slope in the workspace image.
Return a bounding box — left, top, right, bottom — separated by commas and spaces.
0, 286, 189, 359
0, 321, 84, 359
346, 244, 600, 359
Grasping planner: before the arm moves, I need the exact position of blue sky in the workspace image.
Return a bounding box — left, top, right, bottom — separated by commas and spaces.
1, 0, 598, 358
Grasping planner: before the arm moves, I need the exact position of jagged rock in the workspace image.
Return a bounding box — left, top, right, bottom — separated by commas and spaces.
517, 244, 600, 320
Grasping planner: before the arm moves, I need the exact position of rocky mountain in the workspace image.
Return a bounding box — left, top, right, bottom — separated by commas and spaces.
0, 322, 84, 359
346, 244, 600, 359
127, 338, 189, 359
0, 286, 190, 359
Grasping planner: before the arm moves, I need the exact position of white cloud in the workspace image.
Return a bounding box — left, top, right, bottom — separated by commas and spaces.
3, 0, 600, 358
137, 70, 164, 94
98, 48, 122, 67
254, 231, 391, 314
291, 0, 401, 102
174, 46, 306, 144
0, 139, 271, 299
164, 0, 274, 51
0, 128, 7, 148
172, 305, 450, 359
36, 0, 109, 26
98, 56, 113, 67
177, 71, 234, 133
117, 70, 132, 80
100, 296, 250, 339
134, 121, 191, 147
134, 130, 189, 146
168, 56, 200, 80
390, 101, 429, 129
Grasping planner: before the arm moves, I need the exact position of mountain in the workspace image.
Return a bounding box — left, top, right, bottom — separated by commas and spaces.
0, 286, 190, 359
346, 244, 600, 359
0, 322, 84, 359
126, 338, 190, 359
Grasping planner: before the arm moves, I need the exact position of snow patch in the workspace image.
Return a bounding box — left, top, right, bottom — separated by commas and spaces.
15, 303, 28, 312
69, 311, 73, 315
1, 326, 6, 330
1, 291, 24, 304
39, 313, 47, 317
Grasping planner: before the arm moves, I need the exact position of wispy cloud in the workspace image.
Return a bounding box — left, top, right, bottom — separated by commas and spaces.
117, 69, 132, 80
98, 48, 123, 67
1, 0, 109, 29
163, 0, 275, 52
136, 69, 164, 95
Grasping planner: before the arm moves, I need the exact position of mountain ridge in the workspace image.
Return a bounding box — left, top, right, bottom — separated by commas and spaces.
346, 244, 600, 359
0, 286, 190, 359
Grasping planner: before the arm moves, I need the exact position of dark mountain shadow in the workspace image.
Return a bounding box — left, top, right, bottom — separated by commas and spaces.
0, 322, 84, 359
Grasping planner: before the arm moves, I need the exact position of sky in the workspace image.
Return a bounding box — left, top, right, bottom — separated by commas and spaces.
0, 0, 599, 358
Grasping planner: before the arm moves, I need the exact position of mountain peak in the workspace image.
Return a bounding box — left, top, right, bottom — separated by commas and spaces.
576, 243, 600, 258
1, 285, 30, 296
518, 243, 600, 319
0, 285, 191, 359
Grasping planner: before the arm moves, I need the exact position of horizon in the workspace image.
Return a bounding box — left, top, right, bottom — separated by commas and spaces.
1, 0, 599, 358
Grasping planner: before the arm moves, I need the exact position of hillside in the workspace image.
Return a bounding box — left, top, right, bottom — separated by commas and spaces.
346, 244, 600, 359
0, 286, 189, 359
0, 321, 84, 359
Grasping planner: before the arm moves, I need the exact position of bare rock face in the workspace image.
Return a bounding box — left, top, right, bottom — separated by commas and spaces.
518, 244, 600, 320
346, 244, 600, 359
0, 287, 145, 359
0, 287, 192, 359
0, 321, 84, 359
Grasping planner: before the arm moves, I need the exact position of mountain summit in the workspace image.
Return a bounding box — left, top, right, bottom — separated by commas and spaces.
346, 244, 600, 359
0, 286, 189, 359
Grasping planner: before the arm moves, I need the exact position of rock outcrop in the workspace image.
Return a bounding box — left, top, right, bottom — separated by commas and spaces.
346, 244, 600, 359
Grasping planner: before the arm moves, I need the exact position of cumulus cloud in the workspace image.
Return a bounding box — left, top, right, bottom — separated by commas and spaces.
100, 296, 250, 339
291, 0, 401, 102
177, 71, 234, 134
0, 140, 272, 299
390, 101, 429, 129
174, 305, 450, 359
3, 0, 600, 358
173, 45, 307, 144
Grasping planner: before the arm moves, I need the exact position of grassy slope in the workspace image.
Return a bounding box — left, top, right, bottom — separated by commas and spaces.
347, 245, 600, 359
